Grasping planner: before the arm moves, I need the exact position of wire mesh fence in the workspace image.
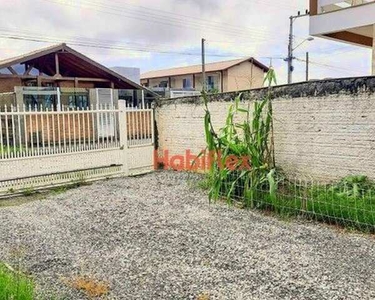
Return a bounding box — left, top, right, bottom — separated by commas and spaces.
218, 172, 375, 232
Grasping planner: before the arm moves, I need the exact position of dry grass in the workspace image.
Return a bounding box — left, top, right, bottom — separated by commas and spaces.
197, 292, 210, 300
65, 276, 109, 298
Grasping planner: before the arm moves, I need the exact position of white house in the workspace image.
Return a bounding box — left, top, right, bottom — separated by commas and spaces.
309, 0, 375, 74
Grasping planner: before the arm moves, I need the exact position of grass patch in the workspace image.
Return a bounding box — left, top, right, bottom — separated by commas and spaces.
266, 175, 375, 232
208, 174, 375, 233
0, 263, 34, 300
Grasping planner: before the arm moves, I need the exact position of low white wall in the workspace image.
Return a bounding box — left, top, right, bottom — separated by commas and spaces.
156, 77, 375, 182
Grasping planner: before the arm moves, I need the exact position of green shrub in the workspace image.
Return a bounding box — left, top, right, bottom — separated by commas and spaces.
253, 176, 375, 232
0, 263, 34, 300
309, 176, 375, 231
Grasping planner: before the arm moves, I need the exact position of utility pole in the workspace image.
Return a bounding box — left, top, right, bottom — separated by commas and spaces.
286, 10, 310, 84
201, 38, 206, 92
306, 52, 309, 81
287, 16, 294, 84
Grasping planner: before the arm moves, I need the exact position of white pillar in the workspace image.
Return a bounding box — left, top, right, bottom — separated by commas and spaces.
118, 100, 129, 176
56, 87, 61, 111
141, 90, 145, 108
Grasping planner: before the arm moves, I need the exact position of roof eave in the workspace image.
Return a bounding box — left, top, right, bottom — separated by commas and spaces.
0, 43, 159, 98
0, 43, 66, 70
141, 57, 270, 80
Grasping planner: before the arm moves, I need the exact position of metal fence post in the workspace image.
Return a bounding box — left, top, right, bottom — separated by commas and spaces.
118, 100, 128, 176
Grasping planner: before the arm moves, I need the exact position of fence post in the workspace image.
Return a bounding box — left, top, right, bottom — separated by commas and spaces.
14, 87, 25, 145
57, 87, 61, 111
118, 100, 129, 176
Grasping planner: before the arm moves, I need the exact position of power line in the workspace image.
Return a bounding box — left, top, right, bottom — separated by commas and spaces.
295, 57, 363, 75
111, 0, 301, 29
248, 0, 303, 11
110, 0, 284, 32
207, 39, 287, 46
120, 0, 302, 13
0, 32, 284, 60
0, 27, 191, 50
0, 35, 235, 57
313, 46, 365, 58
40, 0, 289, 42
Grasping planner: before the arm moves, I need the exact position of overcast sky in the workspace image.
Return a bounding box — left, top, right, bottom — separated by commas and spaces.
0, 0, 372, 84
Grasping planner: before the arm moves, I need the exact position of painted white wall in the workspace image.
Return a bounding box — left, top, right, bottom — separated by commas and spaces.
111, 67, 141, 84
156, 92, 375, 182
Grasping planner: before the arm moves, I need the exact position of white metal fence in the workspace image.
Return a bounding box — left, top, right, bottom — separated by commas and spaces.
0, 104, 120, 159
0, 100, 154, 195
126, 104, 154, 147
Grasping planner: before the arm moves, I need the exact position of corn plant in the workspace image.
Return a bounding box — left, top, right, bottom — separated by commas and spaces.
203, 68, 278, 207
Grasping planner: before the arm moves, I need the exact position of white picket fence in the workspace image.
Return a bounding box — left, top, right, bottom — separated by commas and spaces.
0, 101, 154, 195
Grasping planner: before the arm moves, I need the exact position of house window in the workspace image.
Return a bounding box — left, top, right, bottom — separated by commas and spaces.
207, 76, 215, 90
24, 95, 56, 111
159, 81, 168, 88
23, 86, 57, 111
118, 89, 135, 107
183, 78, 192, 89
68, 94, 89, 110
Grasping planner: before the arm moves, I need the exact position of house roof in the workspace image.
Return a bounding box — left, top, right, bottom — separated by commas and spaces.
0, 43, 157, 96
0, 44, 64, 69
141, 57, 269, 80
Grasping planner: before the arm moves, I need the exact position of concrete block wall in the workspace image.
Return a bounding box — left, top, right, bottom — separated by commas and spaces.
156, 77, 375, 182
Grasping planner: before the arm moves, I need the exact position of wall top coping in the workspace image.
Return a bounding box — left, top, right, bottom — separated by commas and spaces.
156, 76, 375, 106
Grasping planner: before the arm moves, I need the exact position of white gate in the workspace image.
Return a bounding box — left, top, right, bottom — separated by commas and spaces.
0, 99, 154, 195
125, 104, 155, 176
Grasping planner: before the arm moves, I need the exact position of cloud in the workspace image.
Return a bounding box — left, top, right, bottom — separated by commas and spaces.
0, 0, 371, 84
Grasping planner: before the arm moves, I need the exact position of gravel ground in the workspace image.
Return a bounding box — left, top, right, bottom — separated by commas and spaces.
0, 171, 375, 300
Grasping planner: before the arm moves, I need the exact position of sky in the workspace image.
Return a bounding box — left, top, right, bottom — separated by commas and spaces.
0, 0, 372, 84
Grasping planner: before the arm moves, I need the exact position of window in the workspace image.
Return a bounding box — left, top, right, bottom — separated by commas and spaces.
24, 95, 57, 111
68, 94, 89, 110
207, 76, 215, 90
118, 89, 135, 107
23, 87, 57, 111
159, 81, 168, 88
183, 78, 192, 89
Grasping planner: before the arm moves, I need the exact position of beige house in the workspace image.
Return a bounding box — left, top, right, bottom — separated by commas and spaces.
141, 57, 269, 94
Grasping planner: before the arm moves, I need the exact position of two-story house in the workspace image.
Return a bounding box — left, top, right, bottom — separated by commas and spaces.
309, 0, 375, 74
140, 57, 269, 97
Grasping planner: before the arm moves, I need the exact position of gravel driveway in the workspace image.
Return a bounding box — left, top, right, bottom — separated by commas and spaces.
0, 171, 374, 299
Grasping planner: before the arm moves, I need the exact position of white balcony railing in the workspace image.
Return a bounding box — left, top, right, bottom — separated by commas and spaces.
310, 0, 375, 38
169, 90, 201, 98
319, 0, 375, 14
